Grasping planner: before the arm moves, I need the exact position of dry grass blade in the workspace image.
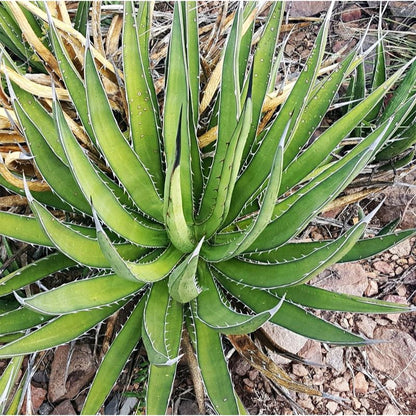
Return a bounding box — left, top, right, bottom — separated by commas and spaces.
92, 1, 106, 57
199, 6, 257, 115
0, 156, 50, 191
17, 1, 123, 82
0, 131, 24, 143
228, 334, 323, 396
0, 65, 69, 101
56, 0, 71, 25
106, 14, 123, 57
322, 188, 385, 213
7, 1, 61, 77
0, 194, 27, 208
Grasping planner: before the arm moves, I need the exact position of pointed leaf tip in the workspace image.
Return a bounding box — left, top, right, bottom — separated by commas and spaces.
22, 175, 34, 203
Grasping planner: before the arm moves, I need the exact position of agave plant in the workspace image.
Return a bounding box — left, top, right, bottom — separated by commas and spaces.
0, 1, 415, 414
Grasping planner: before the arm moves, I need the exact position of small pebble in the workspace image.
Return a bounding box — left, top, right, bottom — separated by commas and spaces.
243, 378, 254, 388
383, 403, 399, 415
248, 369, 259, 381
352, 372, 368, 394
326, 401, 339, 414
395, 266, 404, 275
385, 379, 397, 390
292, 364, 309, 377
330, 377, 350, 392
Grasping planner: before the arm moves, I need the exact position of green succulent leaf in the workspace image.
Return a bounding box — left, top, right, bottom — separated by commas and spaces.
245, 228, 416, 264
0, 3, 415, 413
280, 67, 416, 195
73, 1, 90, 36
164, 111, 197, 252
246, 125, 389, 252
142, 282, 183, 366
192, 313, 240, 414
10, 95, 91, 214
84, 46, 164, 222
217, 273, 368, 345
198, 84, 253, 238
365, 31, 386, 122
2, 69, 68, 166
272, 285, 413, 314
16, 274, 143, 315
146, 363, 178, 416
283, 49, 356, 168
82, 297, 146, 415
0, 306, 51, 335
215, 211, 375, 288
54, 94, 168, 247
123, 1, 163, 193
0, 209, 50, 245
47, 12, 96, 143
27, 194, 134, 268
0, 252, 76, 296
194, 261, 282, 334
168, 237, 204, 303
163, 2, 201, 239
0, 355, 24, 414
94, 205, 182, 282
198, 6, 247, 230
203, 118, 286, 261
0, 303, 121, 358
243, 1, 283, 157
379, 57, 416, 124
225, 3, 333, 226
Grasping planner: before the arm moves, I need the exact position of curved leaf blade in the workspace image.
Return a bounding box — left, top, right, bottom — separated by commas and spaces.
217, 273, 367, 345
192, 313, 240, 414
194, 261, 281, 334
18, 274, 143, 315
54, 95, 168, 247
94, 209, 182, 283
123, 1, 163, 192
0, 252, 75, 296
0, 303, 121, 357
142, 282, 183, 366
0, 307, 51, 335
82, 296, 146, 415
272, 285, 413, 314
215, 214, 371, 288
84, 46, 164, 222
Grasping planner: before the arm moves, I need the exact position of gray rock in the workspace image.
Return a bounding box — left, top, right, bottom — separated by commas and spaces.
179, 400, 200, 415
352, 371, 369, 394
38, 403, 54, 415
356, 316, 377, 338
314, 263, 369, 297
262, 323, 308, 364
326, 347, 345, 374
388, 1, 416, 17
120, 397, 139, 415
367, 327, 416, 394
234, 357, 251, 376
104, 393, 120, 415
376, 180, 416, 229
330, 377, 349, 392
48, 344, 97, 403
51, 400, 76, 415
389, 239, 412, 257
298, 339, 323, 365
383, 403, 400, 415
286, 1, 331, 17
